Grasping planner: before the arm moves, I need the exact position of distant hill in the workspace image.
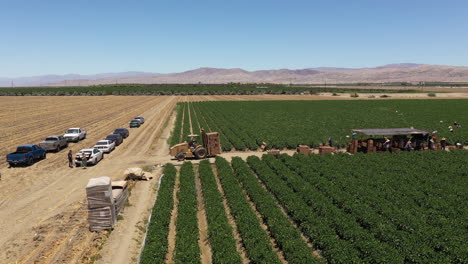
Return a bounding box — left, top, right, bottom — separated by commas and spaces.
2, 63, 468, 87
0, 72, 155, 87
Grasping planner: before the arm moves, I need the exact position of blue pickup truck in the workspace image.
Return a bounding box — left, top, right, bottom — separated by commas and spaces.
6, 145, 47, 167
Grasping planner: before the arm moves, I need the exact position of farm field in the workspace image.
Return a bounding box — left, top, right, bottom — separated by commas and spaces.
142, 151, 468, 264
1, 95, 467, 264
0, 96, 179, 263
174, 99, 468, 150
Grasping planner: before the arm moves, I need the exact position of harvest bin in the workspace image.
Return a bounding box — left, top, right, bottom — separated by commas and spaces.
86, 176, 116, 231
202, 130, 221, 156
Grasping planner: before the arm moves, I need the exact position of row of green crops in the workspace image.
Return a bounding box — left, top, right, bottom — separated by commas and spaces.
174, 162, 201, 263
278, 153, 466, 263
176, 99, 468, 149
140, 164, 176, 264
0, 83, 422, 96
198, 160, 241, 264
245, 151, 468, 263
215, 157, 282, 264
140, 151, 467, 263
169, 104, 184, 146
231, 157, 323, 264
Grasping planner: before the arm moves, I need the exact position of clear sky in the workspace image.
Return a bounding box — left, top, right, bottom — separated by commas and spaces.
1, 0, 467, 77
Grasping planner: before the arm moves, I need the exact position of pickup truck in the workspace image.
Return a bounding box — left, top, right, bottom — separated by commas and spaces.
6, 145, 46, 167
64, 128, 87, 142
39, 135, 69, 152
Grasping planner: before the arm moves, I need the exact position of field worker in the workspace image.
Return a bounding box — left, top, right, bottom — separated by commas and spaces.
68, 150, 73, 168
441, 137, 447, 150
383, 137, 391, 151
328, 137, 333, 147
81, 152, 87, 169
405, 140, 412, 151
429, 137, 435, 150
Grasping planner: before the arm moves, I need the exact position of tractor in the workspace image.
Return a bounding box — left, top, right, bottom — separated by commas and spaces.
169, 129, 221, 161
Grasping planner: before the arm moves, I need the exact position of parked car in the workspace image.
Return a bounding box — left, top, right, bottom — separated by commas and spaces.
130, 119, 141, 128
39, 135, 69, 152
64, 128, 87, 142
113, 128, 129, 139
75, 148, 103, 166
134, 116, 145, 124
6, 145, 46, 167
105, 134, 123, 146
93, 140, 115, 153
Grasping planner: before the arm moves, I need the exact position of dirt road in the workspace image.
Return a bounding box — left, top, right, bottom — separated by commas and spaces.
0, 96, 177, 263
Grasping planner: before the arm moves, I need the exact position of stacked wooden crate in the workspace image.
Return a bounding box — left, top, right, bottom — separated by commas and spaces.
86, 176, 116, 231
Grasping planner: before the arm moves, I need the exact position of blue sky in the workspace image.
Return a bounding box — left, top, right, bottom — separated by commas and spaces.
1, 0, 467, 77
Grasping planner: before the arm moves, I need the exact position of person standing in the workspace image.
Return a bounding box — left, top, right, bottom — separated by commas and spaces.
81, 152, 87, 169
429, 137, 435, 150
328, 137, 334, 147
441, 137, 447, 150
405, 140, 412, 151
383, 137, 391, 152
68, 150, 74, 168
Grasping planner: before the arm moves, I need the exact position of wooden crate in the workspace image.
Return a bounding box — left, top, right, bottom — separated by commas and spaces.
319, 146, 335, 155
296, 145, 311, 156
267, 149, 281, 157
202, 131, 221, 156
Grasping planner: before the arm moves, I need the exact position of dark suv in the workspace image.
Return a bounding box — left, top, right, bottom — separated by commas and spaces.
113, 128, 129, 139
105, 134, 123, 146
134, 116, 145, 124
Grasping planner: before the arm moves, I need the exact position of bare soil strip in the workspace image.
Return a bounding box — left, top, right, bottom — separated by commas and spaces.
211, 164, 250, 264
194, 166, 213, 264
187, 102, 194, 134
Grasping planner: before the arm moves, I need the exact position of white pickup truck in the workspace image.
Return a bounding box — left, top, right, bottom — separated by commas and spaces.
64, 128, 87, 142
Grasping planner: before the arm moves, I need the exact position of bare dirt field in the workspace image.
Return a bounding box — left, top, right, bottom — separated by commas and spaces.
0, 93, 466, 264
0, 96, 177, 263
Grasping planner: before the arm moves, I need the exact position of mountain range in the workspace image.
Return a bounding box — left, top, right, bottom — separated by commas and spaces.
2, 63, 468, 87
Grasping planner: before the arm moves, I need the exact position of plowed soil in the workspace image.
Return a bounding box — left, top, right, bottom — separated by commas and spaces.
0, 96, 177, 263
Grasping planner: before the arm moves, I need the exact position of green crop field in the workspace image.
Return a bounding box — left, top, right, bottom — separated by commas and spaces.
141, 151, 468, 263
173, 99, 468, 150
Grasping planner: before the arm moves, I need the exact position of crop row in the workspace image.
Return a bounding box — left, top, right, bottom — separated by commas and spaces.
174, 162, 201, 263
278, 152, 467, 263
256, 154, 406, 263
246, 151, 467, 263
231, 157, 323, 264
198, 160, 241, 264
141, 164, 177, 264
177, 100, 468, 149
215, 157, 281, 264
169, 104, 185, 146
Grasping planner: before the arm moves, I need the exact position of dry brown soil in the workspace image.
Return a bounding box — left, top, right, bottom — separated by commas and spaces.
0, 96, 177, 263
